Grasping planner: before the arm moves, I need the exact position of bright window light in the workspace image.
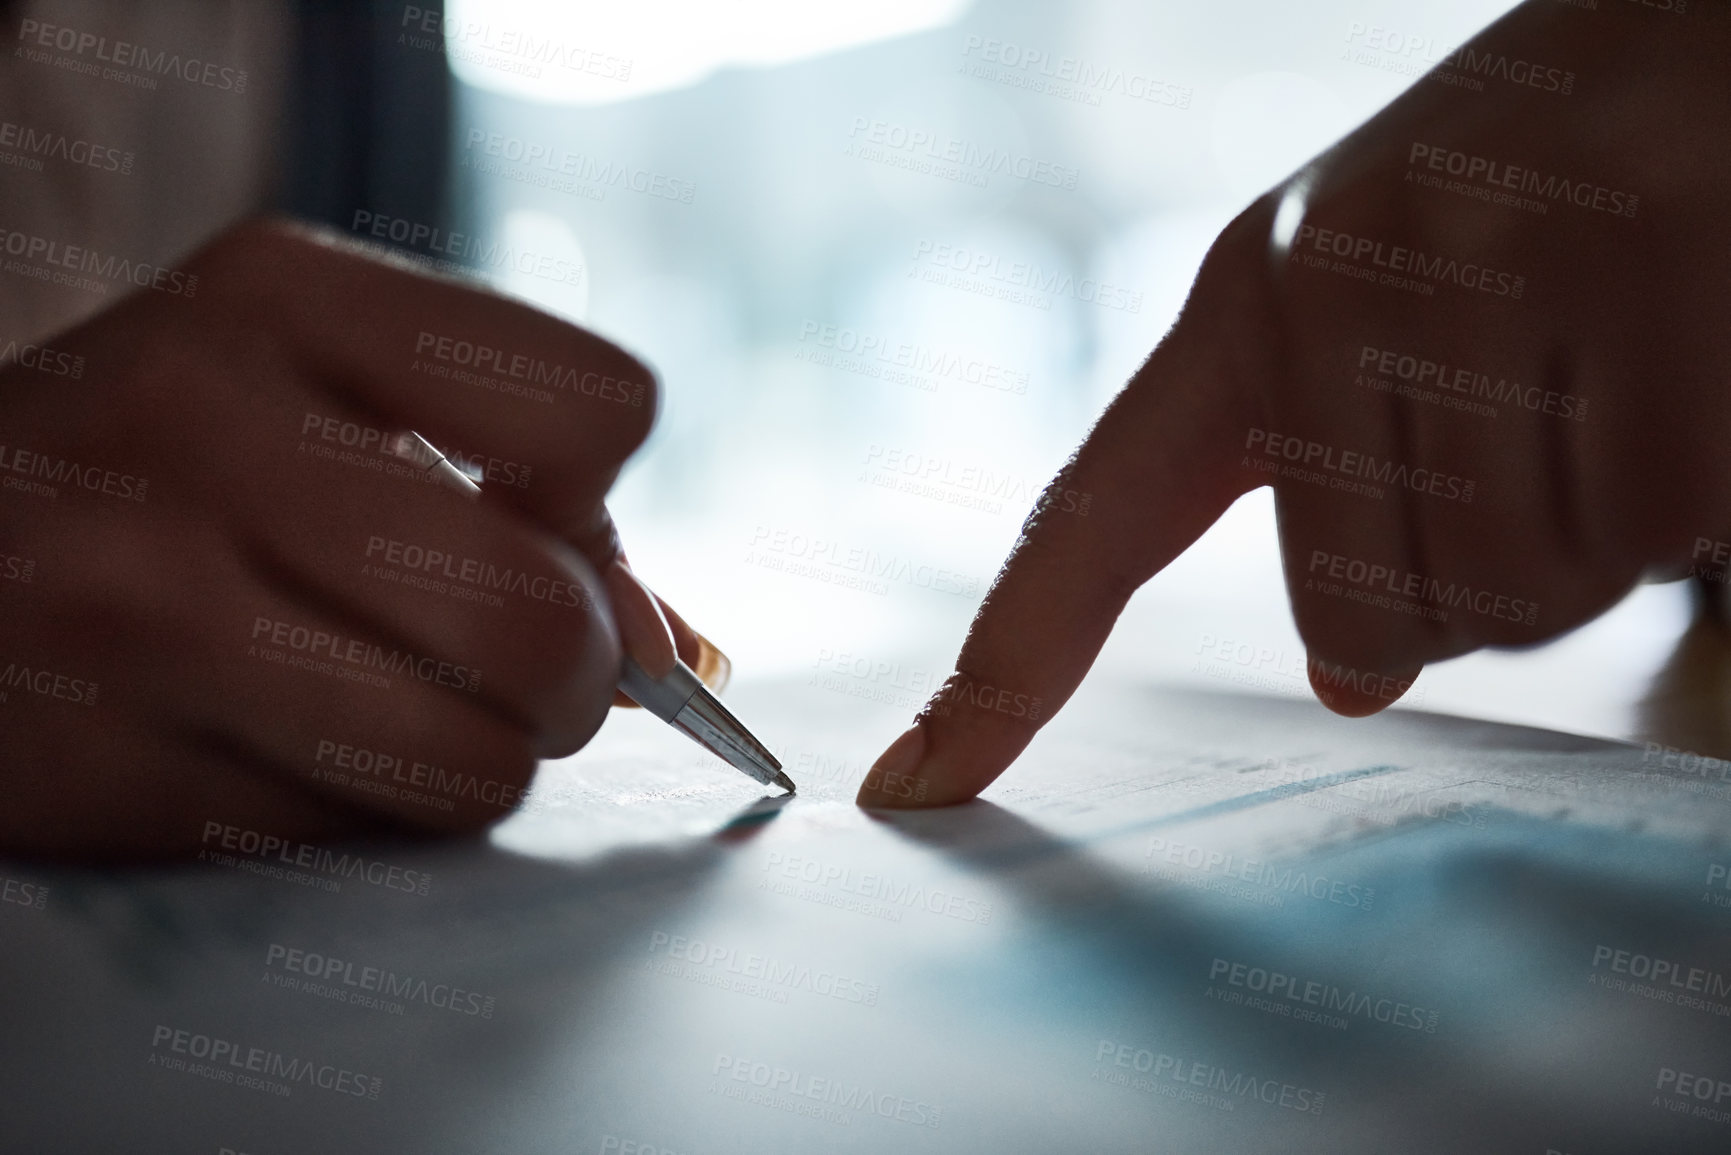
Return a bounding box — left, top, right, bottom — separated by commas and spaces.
440, 0, 974, 105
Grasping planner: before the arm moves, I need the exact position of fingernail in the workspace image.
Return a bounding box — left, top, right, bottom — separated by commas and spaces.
692, 632, 732, 693
606, 561, 677, 678
855, 724, 927, 807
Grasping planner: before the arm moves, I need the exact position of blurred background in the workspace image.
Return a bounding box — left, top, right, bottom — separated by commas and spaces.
436, 0, 1697, 754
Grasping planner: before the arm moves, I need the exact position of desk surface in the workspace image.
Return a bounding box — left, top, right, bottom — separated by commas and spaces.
4, 682, 1730, 1154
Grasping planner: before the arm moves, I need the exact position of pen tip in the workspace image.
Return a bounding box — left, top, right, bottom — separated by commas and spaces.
773, 770, 797, 794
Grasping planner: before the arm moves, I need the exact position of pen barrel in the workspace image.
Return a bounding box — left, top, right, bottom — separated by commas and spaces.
396, 432, 482, 497
618, 656, 703, 722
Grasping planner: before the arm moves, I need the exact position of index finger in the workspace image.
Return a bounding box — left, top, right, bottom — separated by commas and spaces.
188, 218, 657, 561
855, 200, 1278, 808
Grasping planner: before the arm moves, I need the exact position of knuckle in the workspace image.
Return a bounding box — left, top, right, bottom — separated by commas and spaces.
193, 216, 301, 274
567, 332, 659, 446
502, 567, 619, 712
532, 691, 610, 761
46, 516, 223, 645
432, 734, 538, 834
188, 217, 338, 314
607, 351, 659, 447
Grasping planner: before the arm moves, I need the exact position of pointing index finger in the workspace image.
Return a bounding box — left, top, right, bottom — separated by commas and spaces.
856, 200, 1279, 808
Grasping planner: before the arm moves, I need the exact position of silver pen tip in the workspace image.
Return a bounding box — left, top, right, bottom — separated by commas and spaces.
670, 683, 792, 791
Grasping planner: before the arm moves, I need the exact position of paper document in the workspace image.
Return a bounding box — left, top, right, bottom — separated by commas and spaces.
3, 682, 1728, 1154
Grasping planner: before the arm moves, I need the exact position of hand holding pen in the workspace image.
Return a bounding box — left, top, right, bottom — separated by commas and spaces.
396, 432, 790, 792
0, 219, 780, 862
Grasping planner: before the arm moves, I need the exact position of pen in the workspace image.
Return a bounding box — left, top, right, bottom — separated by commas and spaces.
392, 431, 795, 793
